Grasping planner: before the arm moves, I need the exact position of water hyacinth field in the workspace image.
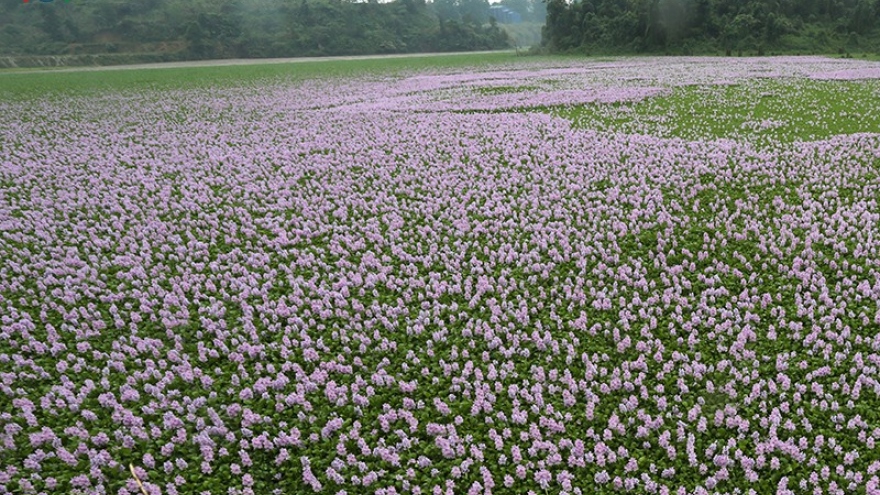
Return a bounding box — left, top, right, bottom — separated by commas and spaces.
5, 55, 880, 495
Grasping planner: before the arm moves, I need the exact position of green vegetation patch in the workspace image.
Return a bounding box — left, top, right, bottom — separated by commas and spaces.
472, 84, 539, 95
0, 52, 518, 99
552, 78, 880, 143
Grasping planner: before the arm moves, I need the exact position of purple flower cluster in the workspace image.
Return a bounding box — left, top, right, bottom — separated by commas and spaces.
2, 56, 880, 494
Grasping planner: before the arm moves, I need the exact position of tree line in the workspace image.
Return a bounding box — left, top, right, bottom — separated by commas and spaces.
542, 0, 880, 54
0, 0, 520, 61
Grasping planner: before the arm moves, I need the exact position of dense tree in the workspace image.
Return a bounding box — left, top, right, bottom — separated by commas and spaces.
541, 0, 880, 53
0, 0, 510, 62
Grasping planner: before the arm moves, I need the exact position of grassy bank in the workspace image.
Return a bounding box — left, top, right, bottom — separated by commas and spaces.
0, 51, 520, 99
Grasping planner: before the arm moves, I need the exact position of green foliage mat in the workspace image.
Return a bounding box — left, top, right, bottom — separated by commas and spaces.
0, 52, 518, 99
552, 78, 880, 144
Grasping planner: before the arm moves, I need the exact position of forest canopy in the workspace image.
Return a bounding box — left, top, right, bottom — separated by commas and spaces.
5, 0, 873, 67
541, 0, 880, 55
0, 0, 532, 62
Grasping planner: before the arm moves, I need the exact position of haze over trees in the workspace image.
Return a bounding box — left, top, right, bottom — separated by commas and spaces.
9, 0, 875, 68
0, 0, 521, 63
541, 0, 880, 54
